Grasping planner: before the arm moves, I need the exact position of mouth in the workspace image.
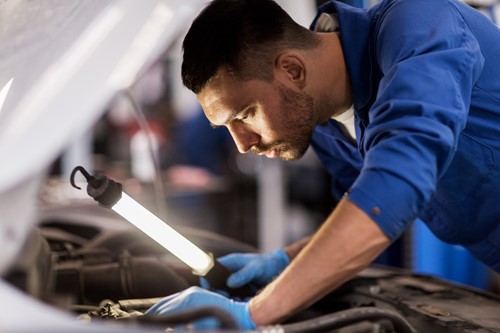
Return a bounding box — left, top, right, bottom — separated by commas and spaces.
254, 146, 280, 159
263, 148, 279, 159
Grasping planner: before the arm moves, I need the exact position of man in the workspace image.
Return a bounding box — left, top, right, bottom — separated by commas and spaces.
146, 0, 500, 329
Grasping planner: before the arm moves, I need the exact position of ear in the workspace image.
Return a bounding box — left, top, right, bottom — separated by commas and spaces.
274, 52, 306, 89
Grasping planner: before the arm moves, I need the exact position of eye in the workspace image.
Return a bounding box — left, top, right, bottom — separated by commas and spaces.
238, 108, 254, 121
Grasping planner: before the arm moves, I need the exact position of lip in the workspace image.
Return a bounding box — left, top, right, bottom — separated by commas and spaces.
264, 148, 279, 158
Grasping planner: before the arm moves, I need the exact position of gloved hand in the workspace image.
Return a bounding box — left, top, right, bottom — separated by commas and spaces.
145, 286, 255, 330
218, 248, 290, 289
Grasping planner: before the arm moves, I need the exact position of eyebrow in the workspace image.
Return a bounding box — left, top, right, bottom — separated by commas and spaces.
209, 106, 248, 129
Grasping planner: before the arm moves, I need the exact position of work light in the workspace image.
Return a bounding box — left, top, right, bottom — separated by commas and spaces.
70, 166, 250, 297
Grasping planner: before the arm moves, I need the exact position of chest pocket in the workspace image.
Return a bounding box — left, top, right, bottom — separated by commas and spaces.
433, 133, 494, 206
420, 132, 496, 244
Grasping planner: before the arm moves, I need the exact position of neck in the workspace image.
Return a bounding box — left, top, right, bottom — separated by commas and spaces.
310, 32, 352, 123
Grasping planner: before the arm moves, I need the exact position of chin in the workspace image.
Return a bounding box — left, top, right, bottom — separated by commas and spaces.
279, 147, 308, 161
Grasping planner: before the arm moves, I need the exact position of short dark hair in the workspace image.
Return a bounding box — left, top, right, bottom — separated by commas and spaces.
181, 0, 319, 94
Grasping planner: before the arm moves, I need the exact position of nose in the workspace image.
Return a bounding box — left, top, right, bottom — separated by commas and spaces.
226, 122, 260, 153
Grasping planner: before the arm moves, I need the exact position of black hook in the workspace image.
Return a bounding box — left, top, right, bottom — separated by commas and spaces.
70, 166, 93, 190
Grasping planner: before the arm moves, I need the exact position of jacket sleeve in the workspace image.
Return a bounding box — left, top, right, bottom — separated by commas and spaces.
346, 0, 484, 240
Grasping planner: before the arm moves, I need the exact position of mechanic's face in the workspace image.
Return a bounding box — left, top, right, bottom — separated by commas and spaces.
198, 71, 316, 161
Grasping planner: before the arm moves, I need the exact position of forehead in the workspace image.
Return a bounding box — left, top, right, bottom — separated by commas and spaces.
197, 70, 271, 125
197, 71, 242, 113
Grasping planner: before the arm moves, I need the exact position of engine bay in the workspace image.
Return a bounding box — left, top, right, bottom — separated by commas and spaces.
3, 196, 499, 333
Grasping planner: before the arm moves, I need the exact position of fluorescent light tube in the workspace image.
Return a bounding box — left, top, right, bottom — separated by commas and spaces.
112, 192, 214, 275
70, 166, 214, 276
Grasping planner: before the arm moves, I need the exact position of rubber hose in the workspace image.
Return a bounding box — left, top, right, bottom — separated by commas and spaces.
267, 307, 417, 333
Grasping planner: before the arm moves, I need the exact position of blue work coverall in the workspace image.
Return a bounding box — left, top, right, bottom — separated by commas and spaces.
310, 0, 500, 271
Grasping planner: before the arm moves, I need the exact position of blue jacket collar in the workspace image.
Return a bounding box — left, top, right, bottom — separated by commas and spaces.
311, 1, 376, 111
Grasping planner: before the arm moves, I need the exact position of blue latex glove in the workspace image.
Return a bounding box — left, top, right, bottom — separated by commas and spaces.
145, 286, 256, 330
218, 248, 290, 289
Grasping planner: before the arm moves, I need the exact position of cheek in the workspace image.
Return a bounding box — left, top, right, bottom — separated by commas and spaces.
259, 100, 287, 133
256, 113, 283, 139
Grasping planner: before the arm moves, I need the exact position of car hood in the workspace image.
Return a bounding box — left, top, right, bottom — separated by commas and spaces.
0, 0, 202, 275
